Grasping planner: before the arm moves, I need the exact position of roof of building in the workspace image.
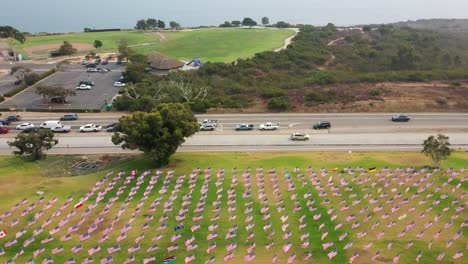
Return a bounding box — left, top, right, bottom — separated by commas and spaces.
147, 52, 185, 70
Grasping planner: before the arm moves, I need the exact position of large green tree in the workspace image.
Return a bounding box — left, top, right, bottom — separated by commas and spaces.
135, 19, 148, 30
36, 85, 76, 103
169, 21, 181, 29
422, 134, 452, 167
117, 38, 133, 61
0, 25, 26, 43
93, 39, 103, 49
242, 17, 257, 28
58, 41, 77, 57
261, 17, 270, 25
8, 129, 58, 160
112, 103, 199, 164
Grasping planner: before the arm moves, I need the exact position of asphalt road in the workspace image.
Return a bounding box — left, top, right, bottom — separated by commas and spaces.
0, 113, 467, 154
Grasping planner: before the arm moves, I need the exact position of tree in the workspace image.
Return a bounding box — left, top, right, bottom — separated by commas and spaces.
157, 20, 165, 29
422, 134, 452, 167
231, 20, 241, 27
58, 41, 77, 58
262, 17, 270, 25
112, 103, 199, 164
242, 18, 257, 28
169, 21, 181, 29
93, 40, 103, 49
362, 25, 372, 32
8, 129, 58, 160
274, 21, 291, 28
146, 18, 158, 30
0, 25, 26, 43
135, 19, 148, 30
36, 85, 76, 103
168, 72, 209, 102
219, 21, 232, 28
117, 38, 133, 61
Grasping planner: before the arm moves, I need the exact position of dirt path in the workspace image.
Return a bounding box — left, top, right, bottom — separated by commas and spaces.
144, 32, 168, 42
327, 37, 345, 46
23, 43, 95, 57
274, 28, 300, 52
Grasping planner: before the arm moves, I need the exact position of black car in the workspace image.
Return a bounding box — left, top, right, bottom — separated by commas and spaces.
0, 119, 11, 126
60, 113, 78, 121
14, 79, 22, 85
6, 115, 22, 122
51, 97, 69, 104
391, 115, 410, 122
101, 60, 108, 65
21, 127, 39, 133
313, 121, 331, 129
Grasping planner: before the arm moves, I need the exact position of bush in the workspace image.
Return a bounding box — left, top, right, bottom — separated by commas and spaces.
451, 81, 461, 87
304, 90, 336, 103
0, 95, 4, 103
261, 87, 287, 99
24, 72, 41, 85
4, 84, 28, 97
189, 101, 209, 113
268, 97, 289, 111
369, 89, 381, 97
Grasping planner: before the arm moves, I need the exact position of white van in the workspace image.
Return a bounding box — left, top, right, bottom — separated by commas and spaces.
40, 120, 62, 129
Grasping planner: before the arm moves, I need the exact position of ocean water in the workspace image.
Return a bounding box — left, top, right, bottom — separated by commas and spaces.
1, 0, 466, 33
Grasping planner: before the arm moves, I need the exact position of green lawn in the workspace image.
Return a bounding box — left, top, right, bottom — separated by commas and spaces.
12, 28, 295, 62
0, 152, 466, 263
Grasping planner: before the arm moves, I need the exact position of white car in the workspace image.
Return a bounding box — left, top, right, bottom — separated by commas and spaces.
16, 123, 35, 130
79, 124, 102, 132
113, 81, 126, 87
291, 132, 310, 141
51, 125, 71, 133
259, 122, 280, 130
86, 68, 98, 72
76, 84, 92, 90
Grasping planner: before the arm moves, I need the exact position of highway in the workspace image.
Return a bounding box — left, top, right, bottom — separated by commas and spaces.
0, 113, 467, 154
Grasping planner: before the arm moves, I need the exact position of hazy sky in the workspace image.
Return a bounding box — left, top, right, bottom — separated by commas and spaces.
2, 0, 468, 32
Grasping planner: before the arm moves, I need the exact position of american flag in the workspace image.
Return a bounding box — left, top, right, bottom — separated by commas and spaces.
23, 236, 34, 247
41, 235, 53, 244
61, 234, 72, 241
14, 247, 24, 259
65, 257, 76, 264
142, 255, 156, 264
16, 228, 26, 238
51, 245, 63, 254
43, 256, 54, 264
185, 254, 195, 263
88, 245, 101, 255
123, 254, 135, 264
128, 243, 140, 253
71, 244, 83, 253
453, 251, 463, 259
101, 256, 113, 264
80, 233, 91, 242
226, 242, 237, 252
224, 252, 235, 262
117, 232, 126, 242
287, 253, 296, 264
283, 241, 292, 253
147, 244, 159, 253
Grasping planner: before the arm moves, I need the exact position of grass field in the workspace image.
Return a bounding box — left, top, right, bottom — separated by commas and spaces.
0, 152, 466, 263
12, 28, 295, 62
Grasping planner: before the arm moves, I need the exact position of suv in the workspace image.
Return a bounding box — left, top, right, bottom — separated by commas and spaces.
60, 113, 78, 121
0, 119, 11, 126
391, 115, 410, 122
313, 121, 331, 129
291, 132, 310, 141
6, 115, 22, 122
200, 124, 216, 131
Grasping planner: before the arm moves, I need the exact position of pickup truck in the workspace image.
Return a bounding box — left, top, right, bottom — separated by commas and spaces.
79, 124, 102, 132
51, 125, 71, 133
199, 119, 218, 127
259, 122, 280, 131
235, 124, 254, 131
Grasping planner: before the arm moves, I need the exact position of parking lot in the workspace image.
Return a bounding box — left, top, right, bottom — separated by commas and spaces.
0, 63, 125, 111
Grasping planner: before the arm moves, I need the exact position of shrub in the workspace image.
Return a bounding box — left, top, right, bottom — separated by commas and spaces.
451, 81, 461, 87
189, 101, 209, 113
369, 89, 381, 97
268, 97, 289, 111
0, 95, 4, 103
261, 87, 287, 99
304, 90, 337, 103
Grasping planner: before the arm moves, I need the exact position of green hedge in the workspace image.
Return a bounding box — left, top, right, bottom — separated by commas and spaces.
3, 69, 56, 97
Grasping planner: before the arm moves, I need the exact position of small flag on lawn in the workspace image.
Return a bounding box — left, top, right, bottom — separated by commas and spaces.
368, 167, 377, 173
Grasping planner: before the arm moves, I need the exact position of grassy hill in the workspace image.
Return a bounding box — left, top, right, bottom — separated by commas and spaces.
0, 152, 466, 263
12, 28, 295, 62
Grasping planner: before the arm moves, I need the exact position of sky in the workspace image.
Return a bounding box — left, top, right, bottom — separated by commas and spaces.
2, 0, 468, 32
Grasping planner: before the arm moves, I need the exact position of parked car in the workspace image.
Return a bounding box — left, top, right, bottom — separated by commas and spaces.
391, 115, 410, 122
95, 59, 101, 65
79, 124, 102, 132
0, 119, 11, 126
113, 81, 125, 87
16, 123, 35, 130
87, 63, 96, 68
60, 113, 78, 121
14, 79, 22, 85
259, 122, 280, 130
6, 115, 22, 122
79, 80, 95, 86
21, 127, 39, 133
87, 68, 98, 72
76, 84, 92, 90
235, 124, 254, 131
199, 124, 216, 131
116, 60, 123, 65
313, 121, 331, 129
51, 125, 71, 133
101, 60, 108, 65
291, 132, 310, 141
81, 60, 89, 65
0, 126, 10, 134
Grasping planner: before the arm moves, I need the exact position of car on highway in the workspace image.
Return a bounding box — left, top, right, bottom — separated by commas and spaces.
113, 81, 126, 87
21, 127, 39, 133
0, 119, 11, 126
313, 121, 331, 129
391, 114, 410, 122
40, 120, 62, 129
15, 123, 35, 130
87, 68, 98, 72
199, 124, 216, 131
199, 119, 218, 127
51, 125, 71, 133
105, 122, 118, 132
79, 124, 102, 132
76, 84, 92, 90
6, 115, 22, 122
259, 122, 280, 130
60, 113, 78, 121
235, 123, 254, 131
0, 126, 10, 134
98, 68, 110, 73
291, 132, 310, 141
